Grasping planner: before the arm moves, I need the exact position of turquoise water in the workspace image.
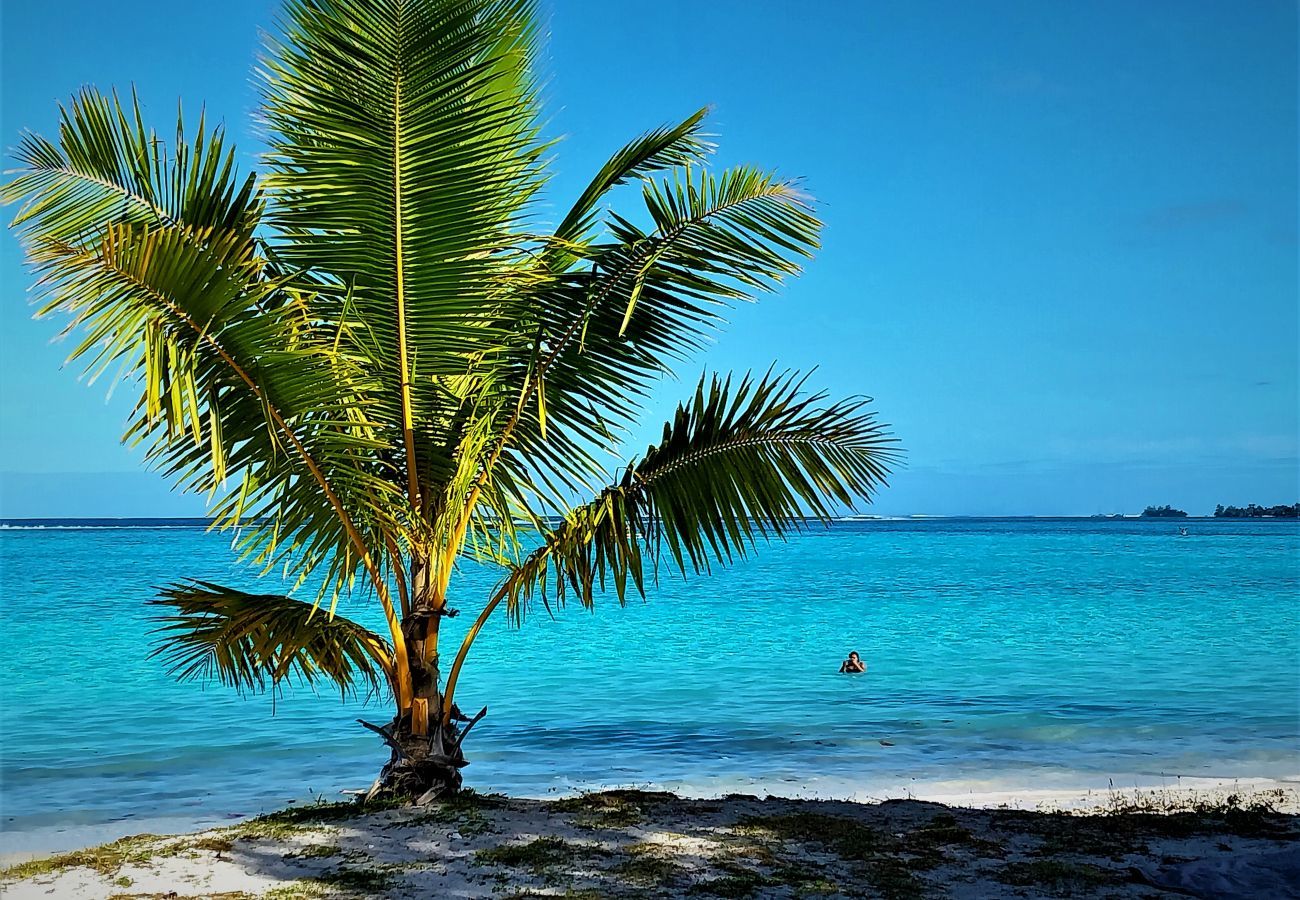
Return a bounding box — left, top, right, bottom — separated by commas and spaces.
1, 518, 1297, 851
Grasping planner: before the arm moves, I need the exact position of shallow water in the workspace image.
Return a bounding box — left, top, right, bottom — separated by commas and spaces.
1, 518, 1297, 852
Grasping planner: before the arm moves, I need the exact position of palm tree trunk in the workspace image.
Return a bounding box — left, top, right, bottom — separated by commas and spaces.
369, 559, 466, 801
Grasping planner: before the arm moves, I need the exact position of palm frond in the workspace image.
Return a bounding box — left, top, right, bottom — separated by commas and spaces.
6, 88, 408, 605
5, 87, 259, 244
150, 581, 392, 698
500, 369, 898, 622
481, 166, 823, 515
260, 0, 548, 506
544, 107, 712, 269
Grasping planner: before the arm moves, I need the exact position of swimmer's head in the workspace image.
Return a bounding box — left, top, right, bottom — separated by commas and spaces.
848, 652, 860, 661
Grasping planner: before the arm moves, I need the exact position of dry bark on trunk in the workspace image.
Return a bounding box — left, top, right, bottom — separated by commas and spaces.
363, 587, 484, 802
364, 716, 466, 802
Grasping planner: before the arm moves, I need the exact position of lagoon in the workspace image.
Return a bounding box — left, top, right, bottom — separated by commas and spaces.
1, 517, 1296, 854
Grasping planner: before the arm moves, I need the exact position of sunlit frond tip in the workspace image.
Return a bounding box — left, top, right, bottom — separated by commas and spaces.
149, 581, 393, 698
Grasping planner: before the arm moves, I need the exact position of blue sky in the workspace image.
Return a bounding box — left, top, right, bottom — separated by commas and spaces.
1, 0, 1296, 517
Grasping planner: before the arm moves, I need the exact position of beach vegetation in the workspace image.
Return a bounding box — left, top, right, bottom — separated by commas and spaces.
740, 811, 887, 861
401, 800, 497, 835
180, 836, 236, 855
224, 795, 407, 840
0, 833, 164, 880
904, 813, 1002, 857
612, 846, 687, 885
768, 863, 840, 894
300, 865, 397, 893
552, 790, 671, 828
996, 859, 1117, 890
738, 811, 945, 896
3, 0, 896, 800
860, 856, 929, 899
475, 836, 607, 872
688, 858, 773, 897
261, 886, 328, 900
284, 843, 342, 859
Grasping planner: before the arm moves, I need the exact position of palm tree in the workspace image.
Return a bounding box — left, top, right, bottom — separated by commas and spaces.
5, 0, 897, 801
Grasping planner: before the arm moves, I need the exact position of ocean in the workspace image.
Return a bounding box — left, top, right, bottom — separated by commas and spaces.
1, 517, 1297, 854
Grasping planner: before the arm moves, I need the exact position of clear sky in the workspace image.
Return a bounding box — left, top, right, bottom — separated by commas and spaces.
2, 0, 1296, 518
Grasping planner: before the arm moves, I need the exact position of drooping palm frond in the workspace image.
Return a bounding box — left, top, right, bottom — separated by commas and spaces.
5, 89, 408, 606
507, 368, 897, 621
150, 582, 392, 698
439, 368, 897, 719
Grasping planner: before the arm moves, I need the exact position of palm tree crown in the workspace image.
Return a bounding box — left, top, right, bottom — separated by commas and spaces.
5, 0, 897, 792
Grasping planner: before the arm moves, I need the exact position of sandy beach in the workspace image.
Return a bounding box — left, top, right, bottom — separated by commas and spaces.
2, 780, 1296, 899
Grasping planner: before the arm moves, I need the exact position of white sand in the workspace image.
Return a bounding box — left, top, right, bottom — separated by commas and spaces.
2, 779, 1297, 899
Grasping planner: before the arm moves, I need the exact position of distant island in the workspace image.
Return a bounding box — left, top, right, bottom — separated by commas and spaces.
1214, 503, 1300, 518
1141, 505, 1188, 518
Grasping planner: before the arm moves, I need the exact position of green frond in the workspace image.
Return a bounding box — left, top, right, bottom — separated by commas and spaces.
260, 0, 548, 499
7, 88, 407, 605
481, 165, 823, 513
545, 107, 712, 268
499, 369, 899, 622
5, 87, 260, 244
150, 581, 393, 698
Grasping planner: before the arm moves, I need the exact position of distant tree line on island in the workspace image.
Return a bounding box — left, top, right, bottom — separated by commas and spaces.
1141, 505, 1187, 518
1214, 503, 1300, 518
1137, 503, 1299, 518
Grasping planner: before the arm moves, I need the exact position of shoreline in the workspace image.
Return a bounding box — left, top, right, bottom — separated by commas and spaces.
5, 769, 1294, 868
5, 772, 1295, 865
3, 779, 1297, 899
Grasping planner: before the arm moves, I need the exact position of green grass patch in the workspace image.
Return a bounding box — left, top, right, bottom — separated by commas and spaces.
862, 856, 927, 900
1032, 826, 1143, 861
261, 883, 329, 899
551, 789, 674, 829
769, 862, 839, 895
737, 811, 936, 898
475, 836, 607, 872
0, 832, 248, 883
179, 836, 235, 855
285, 843, 342, 860
550, 789, 677, 812
443, 788, 509, 810
740, 812, 886, 861
300, 865, 396, 894
901, 813, 1003, 863
0, 834, 165, 879
998, 859, 1118, 890
226, 796, 404, 841
689, 859, 772, 898
403, 804, 495, 835
614, 845, 686, 885
997, 789, 1297, 859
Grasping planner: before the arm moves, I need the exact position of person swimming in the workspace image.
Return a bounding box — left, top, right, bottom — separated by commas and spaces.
839, 651, 866, 674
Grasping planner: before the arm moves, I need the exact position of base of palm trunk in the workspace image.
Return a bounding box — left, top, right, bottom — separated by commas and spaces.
360, 717, 467, 804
